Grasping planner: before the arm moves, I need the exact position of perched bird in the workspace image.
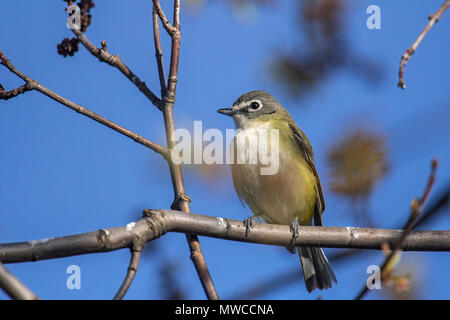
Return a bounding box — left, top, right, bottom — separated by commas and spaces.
218, 90, 336, 292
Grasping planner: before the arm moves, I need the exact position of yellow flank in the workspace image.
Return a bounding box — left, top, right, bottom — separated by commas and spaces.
231, 117, 317, 227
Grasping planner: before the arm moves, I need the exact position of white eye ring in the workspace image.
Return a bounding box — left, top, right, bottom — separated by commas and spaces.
248, 101, 262, 111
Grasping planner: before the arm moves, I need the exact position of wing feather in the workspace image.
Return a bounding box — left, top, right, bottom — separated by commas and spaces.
289, 124, 326, 226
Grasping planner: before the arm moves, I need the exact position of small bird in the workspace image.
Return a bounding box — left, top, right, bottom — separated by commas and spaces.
218, 90, 337, 292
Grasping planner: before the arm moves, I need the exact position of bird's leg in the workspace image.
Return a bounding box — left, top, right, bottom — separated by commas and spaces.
287, 217, 300, 253
243, 215, 258, 237
290, 217, 300, 238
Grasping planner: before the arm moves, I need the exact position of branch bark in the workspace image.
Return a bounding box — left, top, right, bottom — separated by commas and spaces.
1, 209, 449, 265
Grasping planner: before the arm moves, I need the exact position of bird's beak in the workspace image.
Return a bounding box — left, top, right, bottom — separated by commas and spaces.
217, 107, 236, 116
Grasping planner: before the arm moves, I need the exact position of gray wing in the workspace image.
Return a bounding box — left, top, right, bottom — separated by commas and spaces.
289, 124, 326, 226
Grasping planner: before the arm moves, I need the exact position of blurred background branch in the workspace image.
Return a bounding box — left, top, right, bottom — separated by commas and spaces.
355, 158, 438, 300
0, 262, 39, 300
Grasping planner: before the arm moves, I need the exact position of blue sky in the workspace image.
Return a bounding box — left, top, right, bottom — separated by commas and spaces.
0, 1, 449, 300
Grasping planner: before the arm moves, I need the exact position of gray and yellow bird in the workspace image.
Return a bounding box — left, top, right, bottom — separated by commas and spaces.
218, 90, 337, 292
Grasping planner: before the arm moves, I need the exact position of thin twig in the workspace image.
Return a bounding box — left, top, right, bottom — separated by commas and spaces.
72, 29, 162, 110
355, 159, 439, 300
113, 250, 142, 300
398, 0, 450, 89
0, 262, 39, 300
0, 49, 168, 158
152, 0, 180, 38
153, 5, 167, 97
154, 0, 219, 300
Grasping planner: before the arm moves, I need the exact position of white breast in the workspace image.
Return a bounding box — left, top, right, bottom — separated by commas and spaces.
230, 123, 315, 226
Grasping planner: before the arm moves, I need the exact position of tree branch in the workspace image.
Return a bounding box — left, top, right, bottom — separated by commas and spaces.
398, 0, 450, 89
0, 49, 168, 158
72, 29, 162, 110
0, 262, 39, 300
1, 209, 450, 265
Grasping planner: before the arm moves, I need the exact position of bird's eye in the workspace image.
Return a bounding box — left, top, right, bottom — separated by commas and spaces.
249, 101, 261, 111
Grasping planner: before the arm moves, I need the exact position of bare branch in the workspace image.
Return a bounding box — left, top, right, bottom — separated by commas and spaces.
152, 0, 180, 38
72, 29, 162, 110
113, 250, 142, 300
1, 209, 450, 265
0, 49, 168, 158
355, 159, 439, 300
0, 262, 39, 300
398, 0, 450, 89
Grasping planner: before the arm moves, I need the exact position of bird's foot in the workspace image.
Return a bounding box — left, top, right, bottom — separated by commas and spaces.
287, 217, 300, 252
244, 215, 258, 237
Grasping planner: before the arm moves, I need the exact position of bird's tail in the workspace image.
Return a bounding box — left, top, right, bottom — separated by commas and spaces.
298, 246, 337, 292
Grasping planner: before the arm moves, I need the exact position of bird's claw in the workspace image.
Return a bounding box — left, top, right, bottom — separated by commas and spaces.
244, 216, 257, 237
289, 218, 300, 247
